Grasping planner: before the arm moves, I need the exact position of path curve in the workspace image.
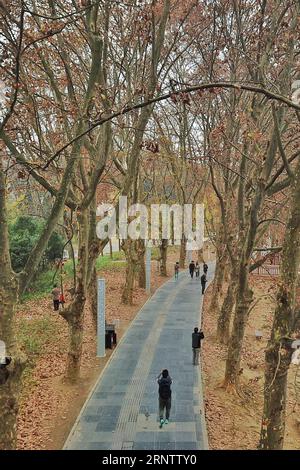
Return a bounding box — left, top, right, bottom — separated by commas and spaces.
64, 266, 213, 451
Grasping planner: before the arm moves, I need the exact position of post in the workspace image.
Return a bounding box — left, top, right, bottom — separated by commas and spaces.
146, 243, 152, 294
97, 278, 106, 358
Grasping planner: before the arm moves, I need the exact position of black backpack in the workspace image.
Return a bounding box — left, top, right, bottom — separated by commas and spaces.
159, 379, 171, 399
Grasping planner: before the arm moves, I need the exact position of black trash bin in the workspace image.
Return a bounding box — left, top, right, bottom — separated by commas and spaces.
105, 324, 117, 349
105, 331, 114, 349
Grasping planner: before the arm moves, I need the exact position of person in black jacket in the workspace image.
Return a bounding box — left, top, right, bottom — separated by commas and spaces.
157, 369, 172, 427
192, 327, 204, 365
189, 260, 196, 278
174, 261, 179, 279
200, 273, 207, 294
203, 262, 208, 274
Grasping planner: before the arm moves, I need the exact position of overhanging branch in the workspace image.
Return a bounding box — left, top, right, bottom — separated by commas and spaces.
41, 81, 300, 170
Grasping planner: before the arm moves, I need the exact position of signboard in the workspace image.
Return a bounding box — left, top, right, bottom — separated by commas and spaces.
97, 279, 106, 358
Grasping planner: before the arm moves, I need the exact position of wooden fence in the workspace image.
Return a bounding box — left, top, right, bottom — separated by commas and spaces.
252, 264, 280, 276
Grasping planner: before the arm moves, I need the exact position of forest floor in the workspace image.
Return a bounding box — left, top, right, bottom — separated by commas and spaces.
16, 251, 179, 450
202, 275, 300, 450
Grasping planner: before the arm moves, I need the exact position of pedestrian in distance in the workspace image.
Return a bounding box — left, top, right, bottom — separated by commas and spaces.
174, 261, 179, 280
192, 327, 204, 365
189, 260, 196, 278
203, 262, 208, 274
195, 261, 200, 278
200, 273, 207, 294
52, 284, 60, 311
157, 369, 172, 428
59, 292, 65, 309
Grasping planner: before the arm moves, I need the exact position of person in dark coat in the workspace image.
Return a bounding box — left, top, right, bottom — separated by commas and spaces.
52, 284, 60, 311
192, 327, 204, 365
200, 273, 207, 294
174, 261, 179, 279
189, 260, 196, 278
203, 262, 208, 274
157, 369, 172, 427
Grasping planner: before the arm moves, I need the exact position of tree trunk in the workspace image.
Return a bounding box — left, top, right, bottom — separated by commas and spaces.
60, 208, 89, 383
66, 314, 84, 384
223, 265, 253, 389
122, 239, 138, 305
179, 237, 186, 268
0, 295, 25, 449
223, 172, 270, 388
198, 247, 204, 263
259, 161, 300, 449
139, 258, 146, 288
0, 163, 26, 449
217, 267, 237, 344
259, 335, 292, 449
209, 247, 227, 314
137, 240, 146, 288
86, 199, 108, 333
88, 266, 98, 332
217, 272, 237, 344
122, 259, 135, 305
209, 222, 227, 313
224, 264, 230, 283
160, 239, 168, 276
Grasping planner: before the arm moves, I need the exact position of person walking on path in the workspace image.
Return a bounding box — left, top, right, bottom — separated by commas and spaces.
200, 273, 207, 294
189, 260, 196, 278
203, 262, 208, 274
59, 292, 65, 308
192, 327, 204, 365
174, 261, 179, 280
52, 284, 61, 311
157, 369, 172, 428
195, 261, 200, 278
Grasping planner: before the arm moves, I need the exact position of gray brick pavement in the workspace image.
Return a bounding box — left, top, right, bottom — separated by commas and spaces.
64, 266, 213, 450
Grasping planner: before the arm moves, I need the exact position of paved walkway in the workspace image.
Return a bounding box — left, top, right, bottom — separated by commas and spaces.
64, 267, 213, 451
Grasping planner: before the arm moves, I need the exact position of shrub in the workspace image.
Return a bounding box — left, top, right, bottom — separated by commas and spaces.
9, 215, 65, 272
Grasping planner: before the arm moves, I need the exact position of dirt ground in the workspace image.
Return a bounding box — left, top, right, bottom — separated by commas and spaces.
201, 275, 300, 450
16, 253, 179, 450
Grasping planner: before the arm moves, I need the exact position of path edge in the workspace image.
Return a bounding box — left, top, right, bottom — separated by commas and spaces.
199, 266, 215, 450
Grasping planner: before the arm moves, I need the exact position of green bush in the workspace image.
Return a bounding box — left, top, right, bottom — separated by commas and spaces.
9, 215, 65, 272
46, 231, 65, 262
